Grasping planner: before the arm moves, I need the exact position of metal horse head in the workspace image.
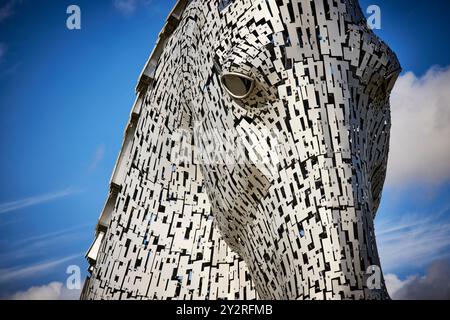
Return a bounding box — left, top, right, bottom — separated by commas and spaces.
82, 0, 400, 300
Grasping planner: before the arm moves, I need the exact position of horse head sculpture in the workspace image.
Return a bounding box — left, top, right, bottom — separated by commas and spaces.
82, 0, 400, 300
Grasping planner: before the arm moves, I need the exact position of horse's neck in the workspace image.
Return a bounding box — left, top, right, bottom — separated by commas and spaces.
87, 10, 257, 299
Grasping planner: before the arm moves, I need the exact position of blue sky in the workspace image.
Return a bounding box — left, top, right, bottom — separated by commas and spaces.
0, 0, 449, 299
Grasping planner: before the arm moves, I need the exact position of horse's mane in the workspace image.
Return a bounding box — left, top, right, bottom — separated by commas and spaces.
94, 0, 190, 232
136, 0, 189, 93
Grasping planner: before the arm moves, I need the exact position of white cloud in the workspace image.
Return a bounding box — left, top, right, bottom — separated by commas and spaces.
387, 66, 450, 186
385, 260, 450, 300
113, 0, 152, 16
0, 188, 81, 215
384, 273, 407, 298
0, 254, 81, 284
376, 204, 450, 272
10, 281, 82, 300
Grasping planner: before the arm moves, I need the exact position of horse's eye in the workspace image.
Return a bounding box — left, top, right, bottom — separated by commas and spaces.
220, 72, 255, 99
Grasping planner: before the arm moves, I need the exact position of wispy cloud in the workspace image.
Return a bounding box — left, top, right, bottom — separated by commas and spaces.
0, 217, 23, 228
0, 188, 81, 215
0, 223, 92, 264
0, 43, 6, 61
9, 281, 83, 300
88, 145, 106, 172
388, 65, 450, 186
0, 0, 22, 23
16, 223, 92, 246
377, 204, 450, 272
113, 0, 153, 16
0, 254, 81, 284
